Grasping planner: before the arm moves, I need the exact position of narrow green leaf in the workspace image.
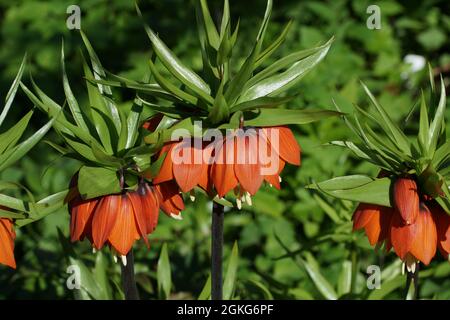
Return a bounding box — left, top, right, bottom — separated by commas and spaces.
223, 241, 239, 300
240, 38, 333, 102
0, 110, 33, 154
243, 108, 341, 127
0, 54, 26, 126
61, 40, 89, 131
198, 274, 211, 300
428, 77, 446, 155
157, 243, 172, 299
361, 82, 411, 155
0, 118, 54, 172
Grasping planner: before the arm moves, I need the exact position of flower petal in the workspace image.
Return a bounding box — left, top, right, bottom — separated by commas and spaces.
108, 195, 140, 256
234, 133, 263, 195
0, 218, 16, 269
430, 203, 450, 258
172, 140, 204, 192
265, 126, 301, 166
70, 197, 98, 242
409, 203, 437, 265
393, 177, 419, 225
390, 209, 417, 260
212, 137, 238, 197
153, 143, 175, 184
92, 194, 120, 250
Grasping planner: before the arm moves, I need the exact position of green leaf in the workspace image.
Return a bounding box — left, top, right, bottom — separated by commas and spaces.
148, 59, 198, 106
157, 243, 172, 299
248, 44, 323, 89
137, 8, 212, 103
254, 20, 292, 69
0, 110, 33, 154
208, 83, 229, 124
243, 108, 341, 127
230, 96, 294, 113
80, 31, 122, 134
309, 175, 392, 207
418, 92, 429, 153
361, 82, 411, 155
337, 260, 352, 297
198, 274, 211, 300
367, 275, 404, 300
299, 253, 338, 300
428, 77, 446, 155
198, 0, 220, 49
82, 55, 114, 154
61, 40, 89, 131
93, 252, 113, 300
0, 54, 26, 127
223, 241, 239, 300
0, 194, 27, 212
239, 38, 333, 102
78, 166, 121, 200
0, 117, 54, 172
16, 190, 69, 227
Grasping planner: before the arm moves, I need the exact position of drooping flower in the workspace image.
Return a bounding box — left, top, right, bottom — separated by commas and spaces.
155, 181, 185, 220
153, 140, 212, 195
211, 126, 300, 207
0, 215, 16, 269
152, 125, 300, 208
68, 177, 160, 263
353, 176, 450, 272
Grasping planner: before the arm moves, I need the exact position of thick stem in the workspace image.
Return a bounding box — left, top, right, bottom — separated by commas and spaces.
211, 202, 224, 300
120, 249, 140, 300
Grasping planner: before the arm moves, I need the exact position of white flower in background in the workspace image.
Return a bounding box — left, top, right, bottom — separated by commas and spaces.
401, 54, 426, 80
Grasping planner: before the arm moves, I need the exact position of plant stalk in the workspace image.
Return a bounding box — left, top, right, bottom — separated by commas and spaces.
211, 202, 224, 300
120, 249, 140, 300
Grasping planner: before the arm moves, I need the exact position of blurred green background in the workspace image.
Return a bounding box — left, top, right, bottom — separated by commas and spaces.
0, 0, 449, 299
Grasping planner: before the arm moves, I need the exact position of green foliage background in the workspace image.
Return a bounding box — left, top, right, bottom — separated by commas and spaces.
0, 0, 449, 299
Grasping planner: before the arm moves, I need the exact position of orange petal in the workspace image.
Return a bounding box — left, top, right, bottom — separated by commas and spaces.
409, 203, 437, 265
212, 137, 238, 197
153, 143, 175, 184
353, 204, 392, 246
0, 218, 16, 269
92, 195, 120, 250
393, 177, 419, 225
140, 184, 159, 234
234, 133, 263, 195
156, 181, 185, 216
265, 126, 301, 166
70, 197, 98, 242
430, 203, 450, 258
128, 191, 148, 244
390, 209, 417, 260
172, 140, 204, 192
108, 195, 140, 256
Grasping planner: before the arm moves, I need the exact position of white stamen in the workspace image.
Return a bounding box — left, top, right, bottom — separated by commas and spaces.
113, 255, 118, 264
92, 247, 97, 254
269, 183, 273, 188
121, 255, 127, 267
401, 262, 405, 275
236, 198, 242, 210
189, 190, 196, 202
170, 212, 183, 220
245, 192, 252, 206
404, 254, 418, 274
279, 176, 282, 183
